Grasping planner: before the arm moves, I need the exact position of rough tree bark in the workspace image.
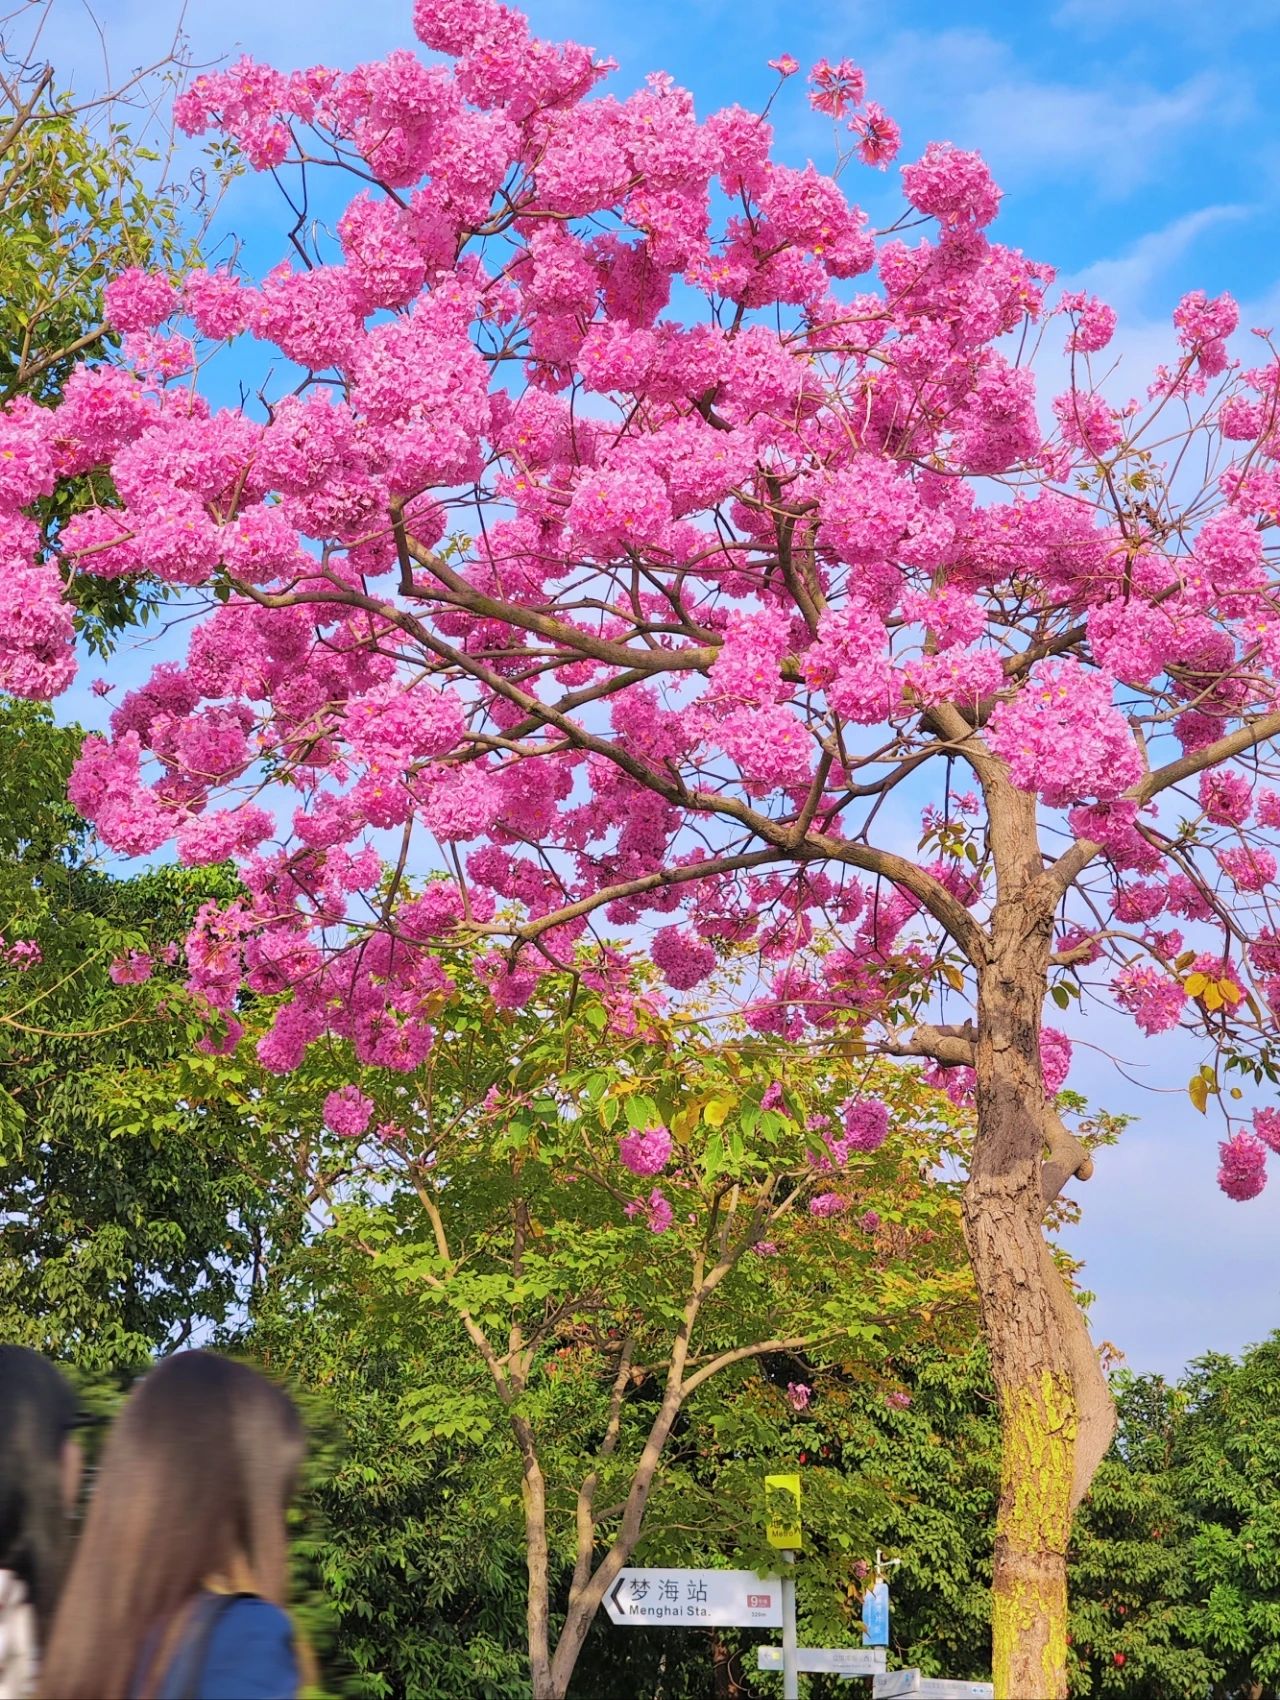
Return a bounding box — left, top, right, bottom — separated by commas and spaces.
959, 780, 1115, 1700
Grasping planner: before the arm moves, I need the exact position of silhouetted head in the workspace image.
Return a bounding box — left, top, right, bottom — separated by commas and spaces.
0, 1345, 80, 1635
40, 1352, 303, 1700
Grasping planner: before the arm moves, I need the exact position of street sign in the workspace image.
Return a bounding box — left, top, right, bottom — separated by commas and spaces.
604, 1568, 782, 1628
862, 1578, 890, 1646
758, 1647, 889, 1676
765, 1472, 803, 1550
872, 1672, 993, 1699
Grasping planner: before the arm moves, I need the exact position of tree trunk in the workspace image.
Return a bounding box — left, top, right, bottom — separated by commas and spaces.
965, 939, 1114, 1700
520, 1445, 558, 1700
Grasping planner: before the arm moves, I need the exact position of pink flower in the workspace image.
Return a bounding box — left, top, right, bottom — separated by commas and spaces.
184, 268, 251, 340
858, 1210, 881, 1233
1174, 289, 1237, 372
901, 141, 1001, 228
108, 951, 153, 985
104, 269, 178, 333
807, 58, 865, 120
618, 1124, 673, 1176
0, 566, 77, 700
1218, 848, 1277, 891
1199, 769, 1253, 827
809, 1192, 847, 1218
1254, 1109, 1280, 1155
835, 1097, 890, 1156
885, 1390, 912, 1410
768, 53, 799, 76
1218, 1131, 1268, 1201
1061, 291, 1117, 355
786, 1381, 812, 1412
651, 926, 717, 991
324, 1085, 375, 1138
761, 1082, 785, 1112
626, 1187, 674, 1233
1040, 1029, 1073, 1095
849, 103, 900, 169
5, 940, 41, 969
988, 661, 1142, 807
753, 1240, 780, 1256
91, 679, 113, 697
1112, 965, 1185, 1036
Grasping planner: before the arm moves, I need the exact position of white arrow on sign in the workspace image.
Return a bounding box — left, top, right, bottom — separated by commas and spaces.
872, 1672, 993, 1699
758, 1646, 889, 1675
604, 1568, 783, 1629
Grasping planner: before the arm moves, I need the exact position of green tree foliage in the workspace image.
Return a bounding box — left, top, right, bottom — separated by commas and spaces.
248, 1280, 1002, 1700
0, 701, 286, 1366
174, 957, 978, 1697
260, 1293, 1280, 1700
1070, 1336, 1280, 1700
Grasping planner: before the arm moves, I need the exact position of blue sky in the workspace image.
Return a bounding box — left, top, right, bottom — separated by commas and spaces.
38, 0, 1280, 1377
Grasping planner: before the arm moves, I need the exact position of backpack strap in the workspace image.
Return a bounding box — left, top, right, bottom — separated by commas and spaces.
169, 1593, 257, 1700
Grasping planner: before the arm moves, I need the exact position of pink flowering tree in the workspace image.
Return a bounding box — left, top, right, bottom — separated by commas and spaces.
3, 2, 1280, 1691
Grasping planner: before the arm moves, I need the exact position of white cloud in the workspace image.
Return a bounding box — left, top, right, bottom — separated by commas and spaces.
1053, 0, 1280, 41
1067, 205, 1252, 315
867, 27, 1234, 196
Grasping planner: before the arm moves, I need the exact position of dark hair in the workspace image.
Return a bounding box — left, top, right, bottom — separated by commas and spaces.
39, 1352, 303, 1700
0, 1345, 78, 1634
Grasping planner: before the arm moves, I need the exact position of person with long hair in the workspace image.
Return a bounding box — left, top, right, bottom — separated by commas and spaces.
0, 1347, 84, 1699
39, 1352, 305, 1700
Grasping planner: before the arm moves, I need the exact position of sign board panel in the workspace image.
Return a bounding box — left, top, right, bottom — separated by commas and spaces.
862, 1578, 890, 1646
765, 1473, 802, 1550
872, 1673, 993, 1700
604, 1568, 782, 1628
758, 1647, 889, 1675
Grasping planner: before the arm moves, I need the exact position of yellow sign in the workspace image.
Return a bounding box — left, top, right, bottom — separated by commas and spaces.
765, 1473, 802, 1550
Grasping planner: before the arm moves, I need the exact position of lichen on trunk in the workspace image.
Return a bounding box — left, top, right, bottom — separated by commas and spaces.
965, 912, 1113, 1700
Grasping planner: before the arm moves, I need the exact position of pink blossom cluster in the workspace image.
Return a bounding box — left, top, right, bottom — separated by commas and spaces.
323, 1085, 375, 1137
809, 1192, 848, 1217
1254, 1108, 1280, 1154
987, 661, 1142, 807
618, 1124, 673, 1176
831, 1096, 890, 1159
1112, 964, 1185, 1035
108, 951, 154, 985
1218, 1131, 1268, 1201
2, 939, 42, 969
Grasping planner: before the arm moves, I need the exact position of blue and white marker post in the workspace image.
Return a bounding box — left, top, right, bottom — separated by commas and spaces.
862, 1551, 901, 1651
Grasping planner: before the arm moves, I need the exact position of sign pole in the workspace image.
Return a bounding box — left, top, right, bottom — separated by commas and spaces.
781, 1550, 799, 1700
765, 1472, 803, 1699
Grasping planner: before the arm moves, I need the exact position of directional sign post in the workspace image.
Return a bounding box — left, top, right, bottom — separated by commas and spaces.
603, 1569, 782, 1629
758, 1646, 889, 1678
872, 1671, 994, 1699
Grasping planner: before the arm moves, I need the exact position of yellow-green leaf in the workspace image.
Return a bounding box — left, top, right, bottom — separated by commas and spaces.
1183, 972, 1209, 998
703, 1097, 736, 1128
1188, 1075, 1209, 1114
